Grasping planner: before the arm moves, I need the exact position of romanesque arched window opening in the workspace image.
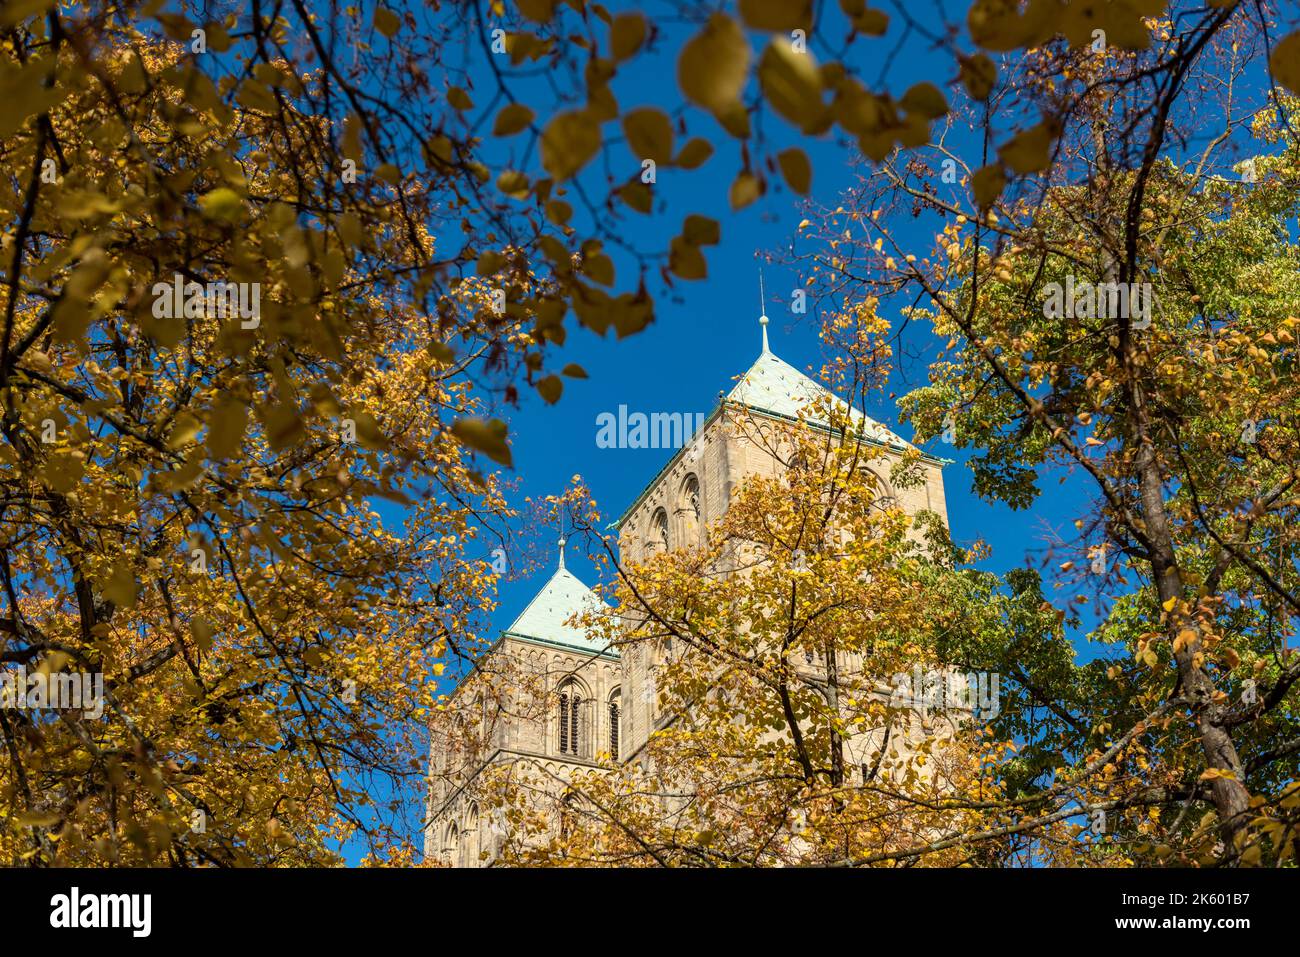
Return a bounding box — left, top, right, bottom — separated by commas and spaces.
462, 805, 480, 867
650, 507, 669, 553
445, 822, 459, 863
859, 467, 897, 512
557, 679, 586, 757
679, 474, 701, 545
608, 688, 621, 760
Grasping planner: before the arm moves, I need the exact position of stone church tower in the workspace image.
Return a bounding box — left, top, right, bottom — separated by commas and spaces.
424, 311, 950, 866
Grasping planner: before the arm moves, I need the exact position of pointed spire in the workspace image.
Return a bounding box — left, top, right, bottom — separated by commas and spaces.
758, 266, 771, 354
557, 507, 567, 570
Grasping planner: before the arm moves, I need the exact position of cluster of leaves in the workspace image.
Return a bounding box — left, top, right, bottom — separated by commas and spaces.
0, 11, 518, 863
794, 3, 1300, 864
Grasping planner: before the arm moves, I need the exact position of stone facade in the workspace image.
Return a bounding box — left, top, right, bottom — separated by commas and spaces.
424, 630, 620, 866
424, 338, 952, 866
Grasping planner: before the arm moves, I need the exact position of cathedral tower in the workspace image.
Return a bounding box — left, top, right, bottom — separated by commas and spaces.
424, 312, 949, 866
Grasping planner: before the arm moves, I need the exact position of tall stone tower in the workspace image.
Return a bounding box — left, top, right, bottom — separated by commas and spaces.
611, 311, 949, 766
424, 311, 949, 866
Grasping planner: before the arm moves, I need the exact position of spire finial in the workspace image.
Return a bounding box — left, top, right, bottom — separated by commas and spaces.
557, 507, 567, 570
758, 266, 770, 354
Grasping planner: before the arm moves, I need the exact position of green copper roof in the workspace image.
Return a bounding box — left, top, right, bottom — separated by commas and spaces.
614, 338, 946, 530
502, 544, 617, 657
726, 345, 916, 453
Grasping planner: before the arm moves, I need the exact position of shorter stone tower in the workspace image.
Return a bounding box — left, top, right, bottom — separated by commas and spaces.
423, 540, 620, 865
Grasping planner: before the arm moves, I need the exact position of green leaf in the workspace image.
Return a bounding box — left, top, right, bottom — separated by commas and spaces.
198, 187, 244, 222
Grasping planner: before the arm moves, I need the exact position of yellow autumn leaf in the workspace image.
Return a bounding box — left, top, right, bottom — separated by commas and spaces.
451, 418, 513, 467
959, 53, 997, 101
447, 86, 473, 110
373, 6, 400, 37
206, 397, 248, 460
678, 13, 750, 116
972, 164, 1005, 208
610, 12, 647, 61
15, 811, 61, 827
1270, 31, 1300, 94
739, 0, 812, 32
777, 147, 812, 194
675, 137, 714, 169
493, 102, 535, 136
540, 110, 601, 181
104, 561, 138, 609
167, 412, 202, 449
537, 375, 563, 405
682, 214, 720, 246
900, 81, 948, 119
998, 121, 1058, 175
0, 0, 54, 28
198, 187, 244, 222
515, 0, 556, 24
669, 236, 708, 279
729, 170, 763, 209
190, 617, 215, 652
622, 108, 674, 165
235, 78, 278, 113
758, 39, 827, 134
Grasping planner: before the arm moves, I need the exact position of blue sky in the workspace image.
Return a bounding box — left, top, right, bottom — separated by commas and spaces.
454, 6, 1098, 657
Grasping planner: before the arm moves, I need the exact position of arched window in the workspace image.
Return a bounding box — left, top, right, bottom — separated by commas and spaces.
445, 822, 459, 864
608, 688, 622, 760
557, 679, 585, 757
678, 475, 701, 545
859, 467, 897, 512
462, 805, 480, 867
650, 508, 669, 553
